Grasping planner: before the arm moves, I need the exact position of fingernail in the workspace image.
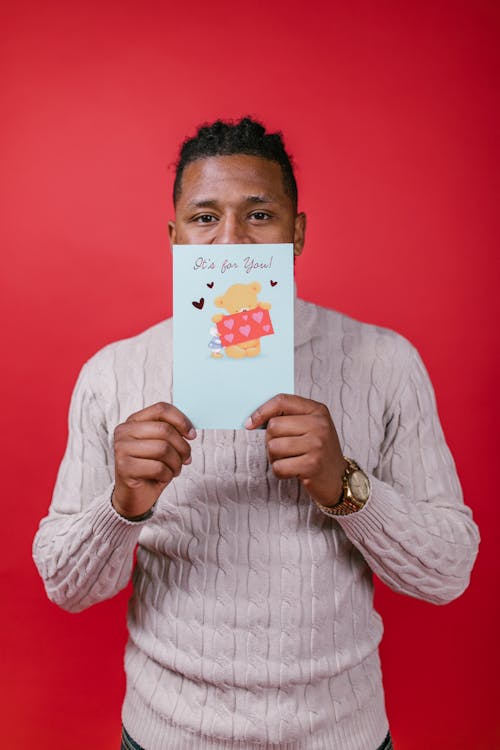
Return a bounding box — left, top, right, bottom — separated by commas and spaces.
184, 456, 192, 465
244, 417, 253, 429
187, 428, 197, 439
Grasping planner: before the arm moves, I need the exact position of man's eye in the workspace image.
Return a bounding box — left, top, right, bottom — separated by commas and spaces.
194, 214, 217, 223
250, 211, 272, 221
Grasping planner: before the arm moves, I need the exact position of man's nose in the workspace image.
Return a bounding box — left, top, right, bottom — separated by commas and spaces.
214, 216, 250, 244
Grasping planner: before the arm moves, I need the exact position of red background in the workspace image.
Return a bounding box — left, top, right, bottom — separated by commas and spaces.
1, 1, 498, 748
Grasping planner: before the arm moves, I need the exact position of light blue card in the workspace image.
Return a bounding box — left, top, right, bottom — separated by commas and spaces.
173, 244, 294, 429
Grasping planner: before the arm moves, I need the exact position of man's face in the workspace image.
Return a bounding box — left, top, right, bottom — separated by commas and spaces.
169, 154, 306, 256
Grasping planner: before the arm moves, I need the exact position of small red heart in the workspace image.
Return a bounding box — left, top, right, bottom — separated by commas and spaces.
207, 282, 214, 288
270, 280, 278, 287
192, 298, 205, 310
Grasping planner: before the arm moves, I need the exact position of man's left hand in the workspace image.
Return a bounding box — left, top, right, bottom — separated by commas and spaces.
245, 394, 347, 508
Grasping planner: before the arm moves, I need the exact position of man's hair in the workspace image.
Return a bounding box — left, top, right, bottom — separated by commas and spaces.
173, 117, 298, 210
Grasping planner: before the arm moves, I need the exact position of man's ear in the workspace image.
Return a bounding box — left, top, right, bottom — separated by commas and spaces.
293, 212, 306, 256
168, 220, 177, 246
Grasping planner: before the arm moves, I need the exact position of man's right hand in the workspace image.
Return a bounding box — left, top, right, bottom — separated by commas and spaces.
112, 402, 196, 520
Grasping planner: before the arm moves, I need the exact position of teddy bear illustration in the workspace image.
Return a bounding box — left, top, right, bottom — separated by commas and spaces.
211, 281, 272, 358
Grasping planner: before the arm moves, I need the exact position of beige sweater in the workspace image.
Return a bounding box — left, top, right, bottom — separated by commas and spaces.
33, 298, 479, 750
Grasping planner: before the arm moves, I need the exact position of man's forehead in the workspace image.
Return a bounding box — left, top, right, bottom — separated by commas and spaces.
178, 155, 290, 204
182, 154, 282, 179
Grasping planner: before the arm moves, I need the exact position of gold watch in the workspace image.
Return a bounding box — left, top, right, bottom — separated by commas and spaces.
315, 458, 371, 516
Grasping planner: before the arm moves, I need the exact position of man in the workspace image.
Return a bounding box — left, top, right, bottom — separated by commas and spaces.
33, 118, 479, 750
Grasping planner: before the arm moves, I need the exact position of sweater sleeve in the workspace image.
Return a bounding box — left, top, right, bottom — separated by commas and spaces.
32, 358, 147, 613
336, 345, 480, 605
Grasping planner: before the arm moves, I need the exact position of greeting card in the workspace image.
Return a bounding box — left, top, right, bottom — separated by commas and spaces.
173, 243, 294, 429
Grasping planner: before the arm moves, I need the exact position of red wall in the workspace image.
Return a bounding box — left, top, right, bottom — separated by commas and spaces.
1, 1, 498, 747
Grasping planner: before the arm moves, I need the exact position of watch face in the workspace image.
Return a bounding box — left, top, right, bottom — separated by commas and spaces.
349, 470, 371, 502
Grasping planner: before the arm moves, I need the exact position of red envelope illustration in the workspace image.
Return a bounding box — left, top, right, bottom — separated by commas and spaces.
216, 307, 274, 347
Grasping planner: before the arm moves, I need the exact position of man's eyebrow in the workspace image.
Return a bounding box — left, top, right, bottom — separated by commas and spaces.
245, 194, 275, 204
186, 195, 276, 209
186, 199, 219, 209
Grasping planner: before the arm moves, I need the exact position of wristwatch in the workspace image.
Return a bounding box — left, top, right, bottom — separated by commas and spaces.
314, 458, 371, 516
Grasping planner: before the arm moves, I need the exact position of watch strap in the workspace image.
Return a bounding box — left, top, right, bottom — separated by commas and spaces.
313, 458, 370, 517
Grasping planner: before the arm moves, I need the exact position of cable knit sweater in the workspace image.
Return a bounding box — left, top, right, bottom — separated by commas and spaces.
33, 298, 479, 750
